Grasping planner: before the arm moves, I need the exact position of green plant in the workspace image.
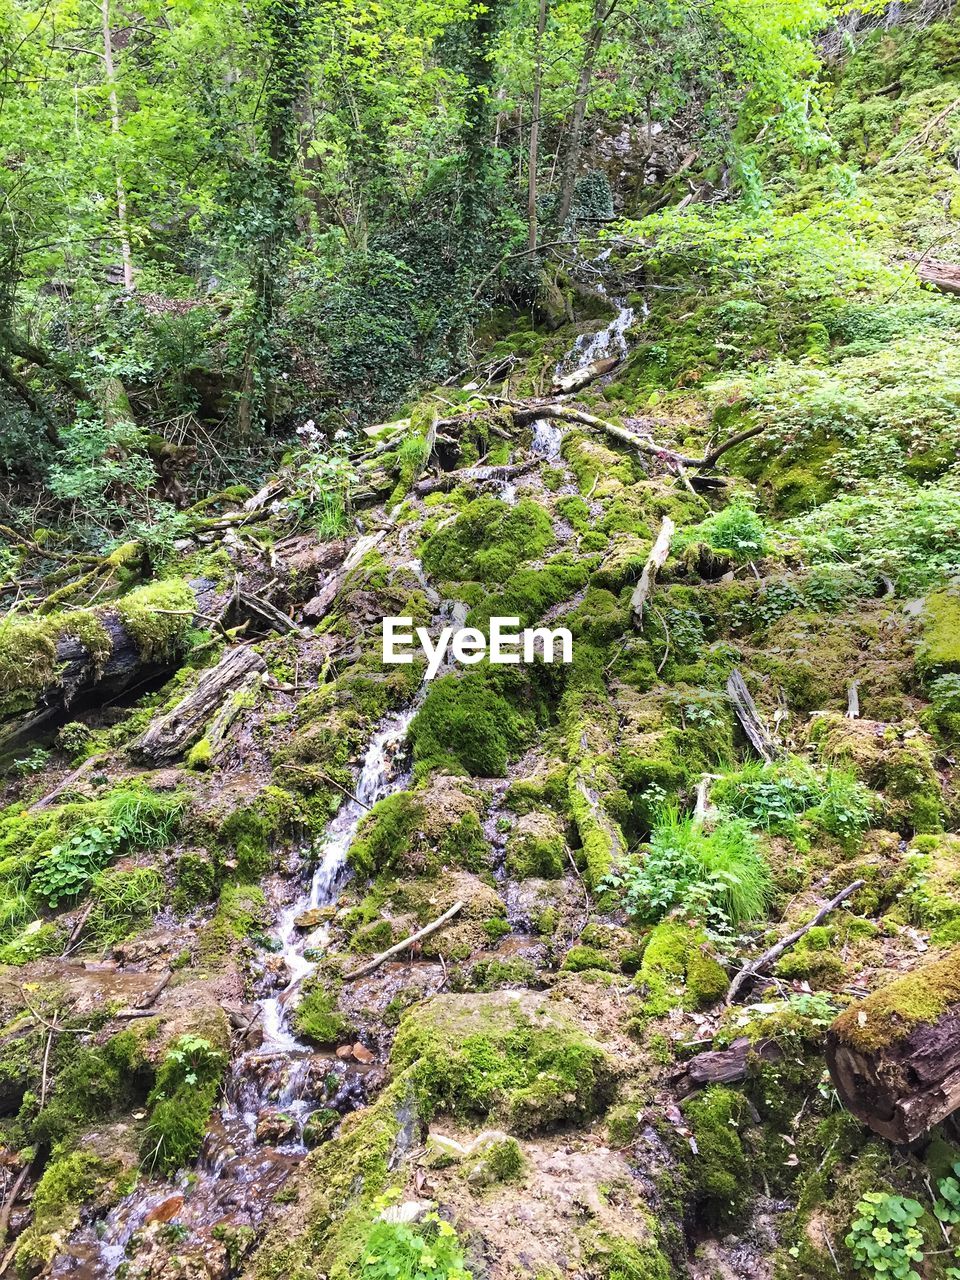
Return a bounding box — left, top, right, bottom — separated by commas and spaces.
360, 1209, 472, 1280
142, 1034, 225, 1174
33, 826, 116, 908
602, 807, 770, 932
12, 747, 50, 776
680, 499, 770, 563
845, 1191, 925, 1280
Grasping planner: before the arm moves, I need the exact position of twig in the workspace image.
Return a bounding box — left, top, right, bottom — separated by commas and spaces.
631, 517, 674, 625
726, 880, 865, 1004
0, 1161, 33, 1247
343, 902, 465, 980
39, 1015, 57, 1107
276, 764, 374, 811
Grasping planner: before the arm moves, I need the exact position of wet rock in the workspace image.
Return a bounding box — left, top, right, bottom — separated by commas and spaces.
294, 907, 333, 929
351, 1041, 375, 1063
255, 1109, 297, 1144
113, 931, 181, 966
303, 1106, 339, 1146
144, 1195, 184, 1224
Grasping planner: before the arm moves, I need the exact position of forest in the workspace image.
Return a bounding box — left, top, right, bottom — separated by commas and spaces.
3, 0, 960, 1275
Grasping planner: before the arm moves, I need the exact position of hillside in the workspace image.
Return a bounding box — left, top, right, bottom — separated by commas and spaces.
4, 6, 960, 1280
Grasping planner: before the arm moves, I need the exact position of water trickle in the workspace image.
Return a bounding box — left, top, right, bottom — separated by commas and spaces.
530, 419, 563, 459
556, 302, 635, 378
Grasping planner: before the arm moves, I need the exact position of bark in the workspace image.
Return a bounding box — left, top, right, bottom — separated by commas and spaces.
672, 1037, 782, 1098
101, 0, 134, 292
132, 646, 267, 765
908, 255, 960, 296
726, 669, 779, 763
827, 949, 960, 1143
413, 460, 537, 496
554, 0, 619, 229
527, 0, 548, 250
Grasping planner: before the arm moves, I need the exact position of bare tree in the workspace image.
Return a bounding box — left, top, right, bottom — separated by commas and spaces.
527, 0, 549, 250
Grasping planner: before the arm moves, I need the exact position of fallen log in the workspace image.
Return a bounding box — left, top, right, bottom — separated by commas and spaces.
726, 669, 779, 763
672, 1036, 782, 1098
726, 880, 864, 1004
343, 901, 465, 981
827, 948, 960, 1144
631, 516, 674, 625
0, 577, 225, 745
132, 646, 267, 765
551, 356, 620, 396
909, 255, 960, 297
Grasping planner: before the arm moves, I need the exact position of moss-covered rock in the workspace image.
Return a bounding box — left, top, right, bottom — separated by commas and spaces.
421, 495, 553, 584
635, 918, 728, 1018
917, 589, 960, 678
681, 1086, 750, 1229
830, 946, 960, 1053
390, 991, 618, 1134
349, 778, 489, 878
505, 810, 566, 879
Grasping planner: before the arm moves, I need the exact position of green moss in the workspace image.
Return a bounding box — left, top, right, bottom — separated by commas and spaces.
918, 590, 960, 678
636, 919, 728, 1018
173, 850, 219, 912
0, 617, 57, 715
349, 786, 488, 878
505, 811, 566, 879
142, 1032, 227, 1174
579, 1227, 672, 1280
561, 945, 614, 973
220, 786, 302, 879
421, 495, 553, 584
465, 1134, 526, 1185
115, 578, 197, 662
390, 991, 616, 1134
14, 1150, 135, 1273
831, 947, 960, 1052
295, 981, 352, 1046
0, 920, 62, 965
200, 882, 268, 962
681, 1086, 749, 1229
410, 669, 536, 778
253, 1074, 417, 1280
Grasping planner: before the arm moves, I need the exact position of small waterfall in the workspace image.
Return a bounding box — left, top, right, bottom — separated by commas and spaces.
530, 419, 563, 459
556, 301, 635, 377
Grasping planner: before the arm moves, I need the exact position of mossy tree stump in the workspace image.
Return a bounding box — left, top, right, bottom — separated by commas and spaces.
826, 948, 960, 1144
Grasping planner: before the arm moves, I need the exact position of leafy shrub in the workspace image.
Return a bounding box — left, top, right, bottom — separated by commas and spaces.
360, 1211, 472, 1280
679, 499, 769, 563
714, 758, 873, 845
603, 808, 771, 931
929, 675, 960, 715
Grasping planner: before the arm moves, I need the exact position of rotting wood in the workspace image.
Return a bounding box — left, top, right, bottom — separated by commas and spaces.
631, 516, 674, 625
343, 901, 465, 981
827, 947, 960, 1143
413, 459, 538, 496
672, 1036, 782, 1098
132, 647, 267, 765
726, 669, 779, 763
29, 756, 102, 813
726, 880, 864, 1004
236, 590, 307, 637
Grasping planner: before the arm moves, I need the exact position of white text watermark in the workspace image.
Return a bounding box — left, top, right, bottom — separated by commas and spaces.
382, 617, 573, 679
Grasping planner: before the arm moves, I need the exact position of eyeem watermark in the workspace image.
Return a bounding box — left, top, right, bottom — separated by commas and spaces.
383, 617, 573, 680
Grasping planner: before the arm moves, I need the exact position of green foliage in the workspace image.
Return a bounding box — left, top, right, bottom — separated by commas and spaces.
294, 982, 351, 1046
714, 758, 874, 845
360, 1211, 472, 1280
33, 825, 115, 908
410, 670, 533, 778
679, 499, 770, 563
604, 807, 770, 932
142, 1035, 226, 1174
845, 1191, 925, 1280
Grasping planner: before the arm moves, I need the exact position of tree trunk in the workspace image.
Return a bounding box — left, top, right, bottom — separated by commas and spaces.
527, 0, 548, 251
554, 0, 617, 229
101, 0, 134, 292
826, 948, 960, 1144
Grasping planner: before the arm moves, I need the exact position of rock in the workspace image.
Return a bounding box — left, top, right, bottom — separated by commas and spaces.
145, 1195, 184, 1224
351, 1042, 375, 1063
294, 908, 332, 930
335, 1044, 353, 1059
255, 1110, 297, 1145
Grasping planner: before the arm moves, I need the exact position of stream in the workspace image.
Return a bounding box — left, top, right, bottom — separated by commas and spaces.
51, 253, 635, 1278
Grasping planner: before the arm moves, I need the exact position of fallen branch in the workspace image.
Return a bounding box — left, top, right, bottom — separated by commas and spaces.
631, 516, 674, 625
0, 1160, 34, 1247
726, 669, 779, 764
29, 755, 102, 813
726, 880, 864, 1004
846, 681, 860, 720
135, 970, 172, 1010
507, 400, 765, 469
343, 901, 464, 981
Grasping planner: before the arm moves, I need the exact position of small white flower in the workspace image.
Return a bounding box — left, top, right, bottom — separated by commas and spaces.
334, 428, 348, 441
269, 499, 284, 515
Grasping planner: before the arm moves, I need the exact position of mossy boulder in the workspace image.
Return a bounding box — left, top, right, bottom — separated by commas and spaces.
906, 833, 960, 943
807, 712, 942, 833
349, 778, 489, 878
681, 1086, 750, 1229
420, 495, 553, 584
390, 990, 618, 1134
636, 918, 728, 1018
918, 589, 960, 678
505, 810, 567, 879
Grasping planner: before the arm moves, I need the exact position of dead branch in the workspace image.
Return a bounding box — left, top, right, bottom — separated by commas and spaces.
726, 880, 864, 1004
631, 516, 674, 624
343, 901, 465, 981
